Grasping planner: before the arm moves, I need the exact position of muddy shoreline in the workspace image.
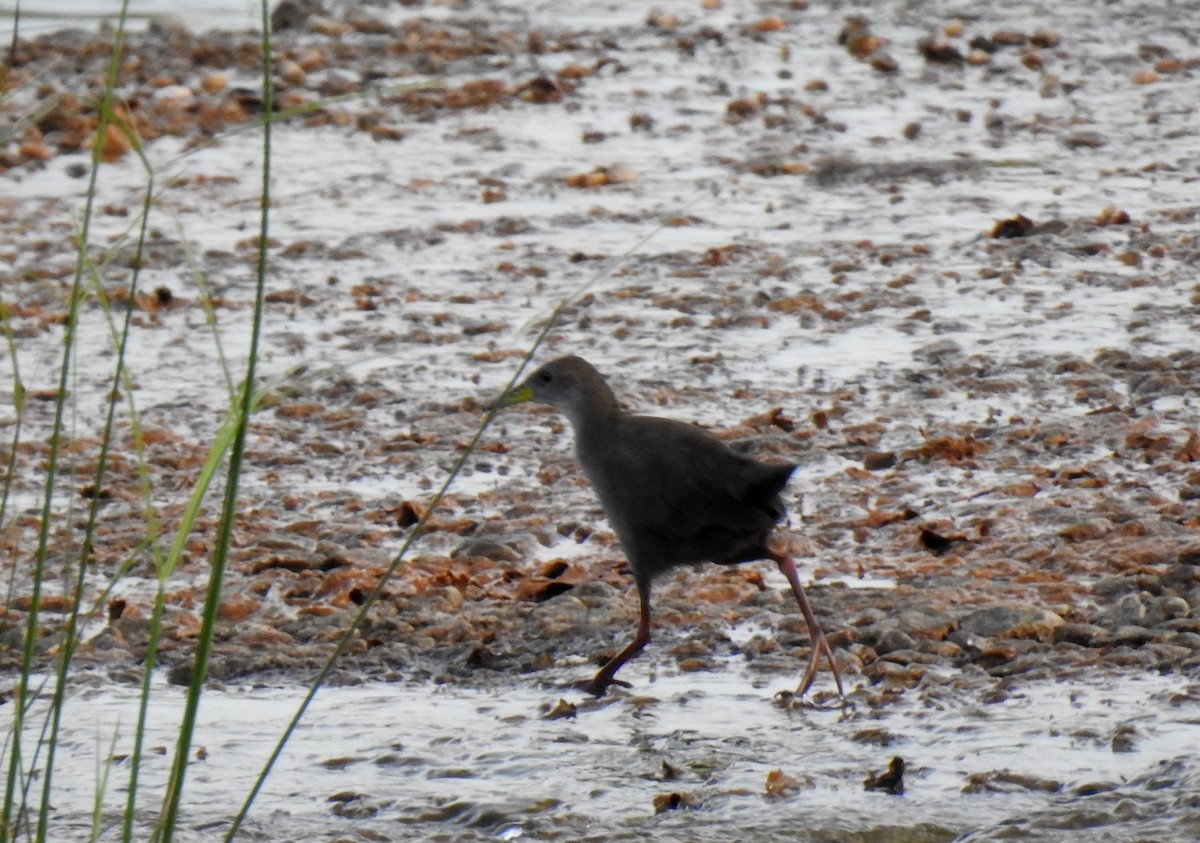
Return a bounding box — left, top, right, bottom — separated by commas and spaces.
3, 1, 1200, 838
2, 0, 1199, 699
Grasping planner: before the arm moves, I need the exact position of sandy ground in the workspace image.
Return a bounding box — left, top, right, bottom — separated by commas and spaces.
3, 0, 1200, 839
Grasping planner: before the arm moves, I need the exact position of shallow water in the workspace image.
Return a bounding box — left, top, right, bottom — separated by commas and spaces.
0, 1, 259, 38
5, 1, 1200, 840
23, 666, 1200, 842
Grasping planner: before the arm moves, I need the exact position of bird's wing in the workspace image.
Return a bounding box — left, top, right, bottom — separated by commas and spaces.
586, 416, 791, 543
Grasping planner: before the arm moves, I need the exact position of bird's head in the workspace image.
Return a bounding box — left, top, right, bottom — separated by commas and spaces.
495, 355, 619, 429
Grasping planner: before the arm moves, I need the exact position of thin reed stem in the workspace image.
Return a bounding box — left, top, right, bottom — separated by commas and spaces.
0, 3, 129, 835
154, 2, 275, 838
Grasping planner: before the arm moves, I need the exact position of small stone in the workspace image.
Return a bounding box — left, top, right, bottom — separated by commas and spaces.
1160, 565, 1199, 593
852, 728, 901, 747
1075, 781, 1119, 796
963, 770, 1062, 794
1053, 622, 1105, 646
880, 648, 944, 666
986, 653, 1055, 678
1093, 574, 1155, 597
863, 756, 906, 795
1177, 548, 1200, 566
201, 72, 229, 94
957, 606, 1064, 642
892, 608, 956, 640
1111, 724, 1138, 753
874, 627, 917, 655
918, 34, 963, 64
863, 660, 923, 686
421, 586, 464, 613
969, 35, 999, 53
278, 60, 307, 87
1091, 625, 1156, 647
1161, 618, 1200, 634
605, 162, 639, 184
1145, 595, 1190, 626
451, 537, 524, 562
167, 663, 193, 687
1093, 593, 1147, 630
863, 451, 897, 471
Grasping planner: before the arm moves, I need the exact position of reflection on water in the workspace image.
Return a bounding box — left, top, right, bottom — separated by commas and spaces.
16, 667, 1200, 842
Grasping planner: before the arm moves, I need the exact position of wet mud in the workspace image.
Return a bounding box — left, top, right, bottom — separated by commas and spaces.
3, 0, 1200, 839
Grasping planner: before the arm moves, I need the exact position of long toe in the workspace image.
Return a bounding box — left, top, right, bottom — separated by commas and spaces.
795, 633, 844, 698
795, 645, 822, 697
822, 635, 845, 697
581, 672, 631, 697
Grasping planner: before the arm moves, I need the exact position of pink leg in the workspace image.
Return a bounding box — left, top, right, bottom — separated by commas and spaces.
585, 584, 652, 696
771, 552, 844, 697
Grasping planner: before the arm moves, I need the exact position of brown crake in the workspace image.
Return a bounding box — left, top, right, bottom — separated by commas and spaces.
498, 355, 843, 697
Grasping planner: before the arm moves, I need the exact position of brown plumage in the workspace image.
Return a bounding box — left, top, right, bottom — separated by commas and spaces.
498, 355, 842, 697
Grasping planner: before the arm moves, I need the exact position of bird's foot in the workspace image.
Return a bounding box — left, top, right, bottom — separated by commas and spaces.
774, 686, 851, 711
770, 551, 846, 698
789, 631, 845, 700
777, 638, 844, 710
578, 673, 631, 697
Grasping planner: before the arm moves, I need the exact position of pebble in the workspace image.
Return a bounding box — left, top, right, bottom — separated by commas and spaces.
1092, 593, 1147, 630
1091, 625, 1156, 647
451, 536, 526, 562
1053, 622, 1105, 646
957, 606, 1065, 642
1145, 595, 1190, 625
5, 2, 1200, 712
868, 626, 917, 655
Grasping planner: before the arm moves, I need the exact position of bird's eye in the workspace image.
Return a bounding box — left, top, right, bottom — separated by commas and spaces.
538, 372, 553, 383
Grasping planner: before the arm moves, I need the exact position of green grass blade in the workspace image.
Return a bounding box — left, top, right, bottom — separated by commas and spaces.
30, 6, 137, 838
154, 2, 275, 837
0, 295, 25, 537
221, 102, 687, 842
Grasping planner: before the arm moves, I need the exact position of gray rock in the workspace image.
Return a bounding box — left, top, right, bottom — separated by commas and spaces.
451, 535, 530, 562
1091, 625, 1156, 647
1092, 593, 1147, 630
958, 605, 1065, 642
892, 608, 956, 640
569, 580, 622, 607
1145, 595, 1190, 626
1093, 574, 1160, 597
873, 626, 918, 655
880, 648, 945, 666
1053, 622, 1106, 646
1161, 564, 1199, 591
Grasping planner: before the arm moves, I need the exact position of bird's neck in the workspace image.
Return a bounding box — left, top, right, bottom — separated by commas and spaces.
565, 385, 622, 441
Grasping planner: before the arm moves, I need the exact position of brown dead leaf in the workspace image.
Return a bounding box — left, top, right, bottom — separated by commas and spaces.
542, 698, 577, 720
914, 435, 988, 463
750, 16, 785, 32
998, 482, 1040, 497
11, 594, 75, 613
765, 768, 806, 798
518, 75, 570, 104
1095, 206, 1131, 225
991, 214, 1034, 239
767, 293, 825, 314
701, 244, 739, 266
471, 348, 526, 363
274, 403, 324, 420
652, 791, 697, 813
1124, 419, 1174, 458
217, 593, 261, 622
1176, 430, 1200, 462
865, 508, 908, 529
